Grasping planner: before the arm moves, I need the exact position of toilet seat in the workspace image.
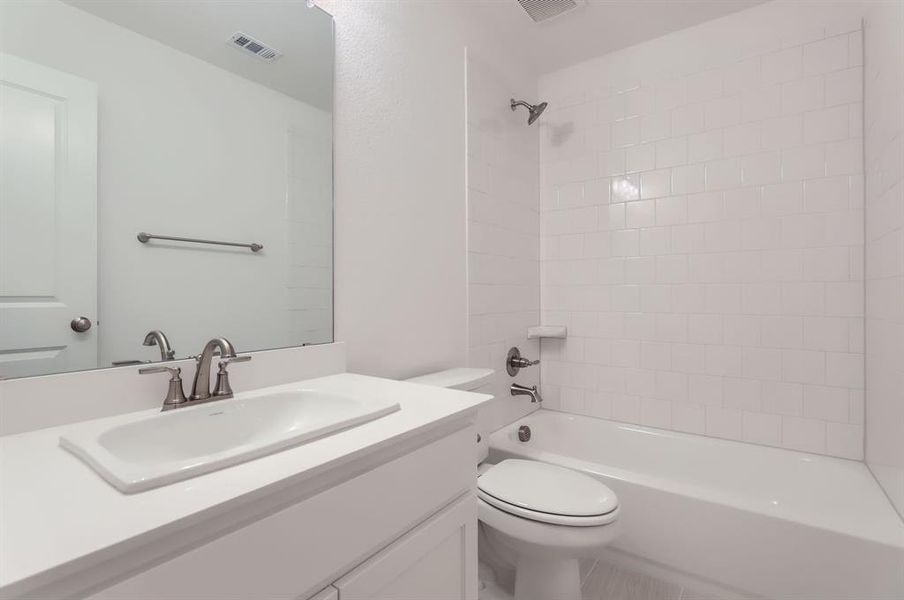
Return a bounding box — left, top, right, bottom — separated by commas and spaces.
478, 459, 618, 527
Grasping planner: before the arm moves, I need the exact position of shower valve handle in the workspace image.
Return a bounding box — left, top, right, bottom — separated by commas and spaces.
506, 346, 539, 376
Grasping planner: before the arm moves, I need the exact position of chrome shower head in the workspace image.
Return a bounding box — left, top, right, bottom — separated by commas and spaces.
510, 98, 548, 125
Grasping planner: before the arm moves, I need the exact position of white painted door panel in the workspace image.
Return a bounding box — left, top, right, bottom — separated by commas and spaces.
0, 53, 97, 377
335, 494, 478, 600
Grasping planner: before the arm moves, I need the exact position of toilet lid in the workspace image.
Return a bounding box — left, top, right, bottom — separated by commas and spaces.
478, 459, 618, 526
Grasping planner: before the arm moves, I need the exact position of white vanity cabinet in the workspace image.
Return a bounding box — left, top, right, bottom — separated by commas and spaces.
76, 425, 478, 600
333, 493, 477, 599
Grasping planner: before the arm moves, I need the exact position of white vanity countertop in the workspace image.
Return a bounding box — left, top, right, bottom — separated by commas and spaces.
0, 373, 490, 596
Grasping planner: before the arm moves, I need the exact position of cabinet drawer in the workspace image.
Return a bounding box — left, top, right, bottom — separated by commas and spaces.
86, 425, 475, 600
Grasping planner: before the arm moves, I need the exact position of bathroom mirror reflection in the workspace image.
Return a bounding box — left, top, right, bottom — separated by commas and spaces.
0, 0, 334, 379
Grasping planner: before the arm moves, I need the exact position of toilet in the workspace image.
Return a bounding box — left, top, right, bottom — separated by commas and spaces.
406, 368, 621, 600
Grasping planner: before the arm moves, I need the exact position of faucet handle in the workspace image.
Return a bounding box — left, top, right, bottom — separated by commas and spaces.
212, 356, 250, 397
223, 355, 252, 365
139, 365, 180, 376
139, 366, 188, 410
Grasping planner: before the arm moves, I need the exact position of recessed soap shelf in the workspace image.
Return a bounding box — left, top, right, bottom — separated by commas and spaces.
527, 326, 567, 339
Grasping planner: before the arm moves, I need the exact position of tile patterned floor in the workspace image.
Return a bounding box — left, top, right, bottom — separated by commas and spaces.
479, 559, 712, 600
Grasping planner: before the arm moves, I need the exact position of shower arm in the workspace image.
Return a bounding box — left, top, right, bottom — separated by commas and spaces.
510, 99, 533, 111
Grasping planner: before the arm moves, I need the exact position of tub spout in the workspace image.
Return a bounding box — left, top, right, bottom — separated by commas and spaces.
511, 383, 543, 403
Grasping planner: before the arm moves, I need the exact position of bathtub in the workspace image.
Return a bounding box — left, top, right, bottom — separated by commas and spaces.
488, 410, 904, 600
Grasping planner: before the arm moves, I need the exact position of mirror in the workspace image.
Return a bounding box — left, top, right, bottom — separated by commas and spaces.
0, 0, 334, 379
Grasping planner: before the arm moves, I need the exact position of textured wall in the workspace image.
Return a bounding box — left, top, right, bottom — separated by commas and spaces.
864, 0, 904, 515
537, 1, 866, 458
325, 1, 538, 381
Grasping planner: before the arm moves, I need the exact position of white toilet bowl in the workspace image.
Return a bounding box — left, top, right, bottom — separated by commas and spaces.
477, 459, 620, 600
405, 369, 622, 600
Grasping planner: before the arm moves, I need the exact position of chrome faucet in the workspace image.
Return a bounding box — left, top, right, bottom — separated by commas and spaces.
143, 330, 175, 361
189, 337, 250, 402
511, 383, 543, 403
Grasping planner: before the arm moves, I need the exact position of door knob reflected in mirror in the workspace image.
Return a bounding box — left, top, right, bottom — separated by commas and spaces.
70, 316, 92, 333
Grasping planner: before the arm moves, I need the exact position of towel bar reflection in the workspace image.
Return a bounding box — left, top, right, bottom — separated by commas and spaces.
137, 232, 263, 252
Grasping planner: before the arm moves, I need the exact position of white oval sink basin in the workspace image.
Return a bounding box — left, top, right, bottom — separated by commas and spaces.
60, 389, 400, 493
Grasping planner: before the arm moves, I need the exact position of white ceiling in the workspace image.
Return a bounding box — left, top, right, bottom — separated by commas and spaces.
65, 0, 333, 111
477, 0, 769, 74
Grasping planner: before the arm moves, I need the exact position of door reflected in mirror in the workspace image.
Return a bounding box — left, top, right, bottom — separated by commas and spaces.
0, 0, 334, 379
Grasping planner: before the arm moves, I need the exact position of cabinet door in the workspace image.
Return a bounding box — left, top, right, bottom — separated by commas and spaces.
335, 493, 478, 600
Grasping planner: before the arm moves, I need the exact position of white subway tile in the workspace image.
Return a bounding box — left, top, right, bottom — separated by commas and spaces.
825, 351, 863, 388
688, 130, 723, 162
763, 381, 804, 416
742, 152, 783, 186
782, 145, 827, 181
535, 6, 864, 458
824, 67, 863, 106
706, 158, 742, 191
825, 139, 863, 176
762, 115, 804, 150
743, 411, 783, 445
782, 76, 824, 115
782, 416, 827, 453
611, 117, 641, 148
762, 46, 803, 85
640, 227, 671, 256
671, 103, 705, 136
656, 137, 688, 168
826, 422, 863, 459
803, 105, 850, 144
704, 96, 742, 130
670, 164, 707, 194
803, 34, 849, 76
742, 86, 782, 122
626, 143, 656, 173
640, 112, 671, 143
672, 402, 706, 433
781, 349, 826, 384
706, 405, 744, 439
803, 384, 850, 422
610, 175, 640, 202
689, 314, 724, 344
687, 191, 724, 222
724, 122, 762, 157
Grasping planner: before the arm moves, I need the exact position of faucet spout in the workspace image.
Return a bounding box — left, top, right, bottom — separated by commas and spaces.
190, 337, 237, 401
511, 382, 543, 403
143, 330, 175, 361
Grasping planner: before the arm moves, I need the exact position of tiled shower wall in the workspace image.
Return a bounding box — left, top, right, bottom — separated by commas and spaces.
537, 2, 866, 458
864, 0, 904, 514
467, 53, 541, 432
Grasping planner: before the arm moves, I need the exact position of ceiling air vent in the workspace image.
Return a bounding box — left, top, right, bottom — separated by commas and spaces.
228, 32, 282, 62
516, 0, 585, 23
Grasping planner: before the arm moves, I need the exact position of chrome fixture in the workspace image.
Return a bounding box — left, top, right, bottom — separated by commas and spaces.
190, 337, 251, 402
506, 346, 540, 376
511, 382, 543, 403
143, 330, 175, 361
518, 425, 532, 442
137, 232, 263, 253
139, 365, 188, 410
510, 98, 548, 125
70, 316, 92, 333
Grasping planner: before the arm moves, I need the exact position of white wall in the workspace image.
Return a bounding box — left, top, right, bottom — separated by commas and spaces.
537, 1, 866, 458
863, 0, 904, 515
0, 0, 332, 366
326, 1, 538, 383
466, 53, 541, 432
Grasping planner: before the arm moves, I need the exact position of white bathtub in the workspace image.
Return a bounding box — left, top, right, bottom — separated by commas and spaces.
488, 410, 904, 600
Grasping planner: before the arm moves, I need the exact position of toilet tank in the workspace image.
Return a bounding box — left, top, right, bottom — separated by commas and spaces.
405, 368, 494, 463
405, 367, 494, 391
